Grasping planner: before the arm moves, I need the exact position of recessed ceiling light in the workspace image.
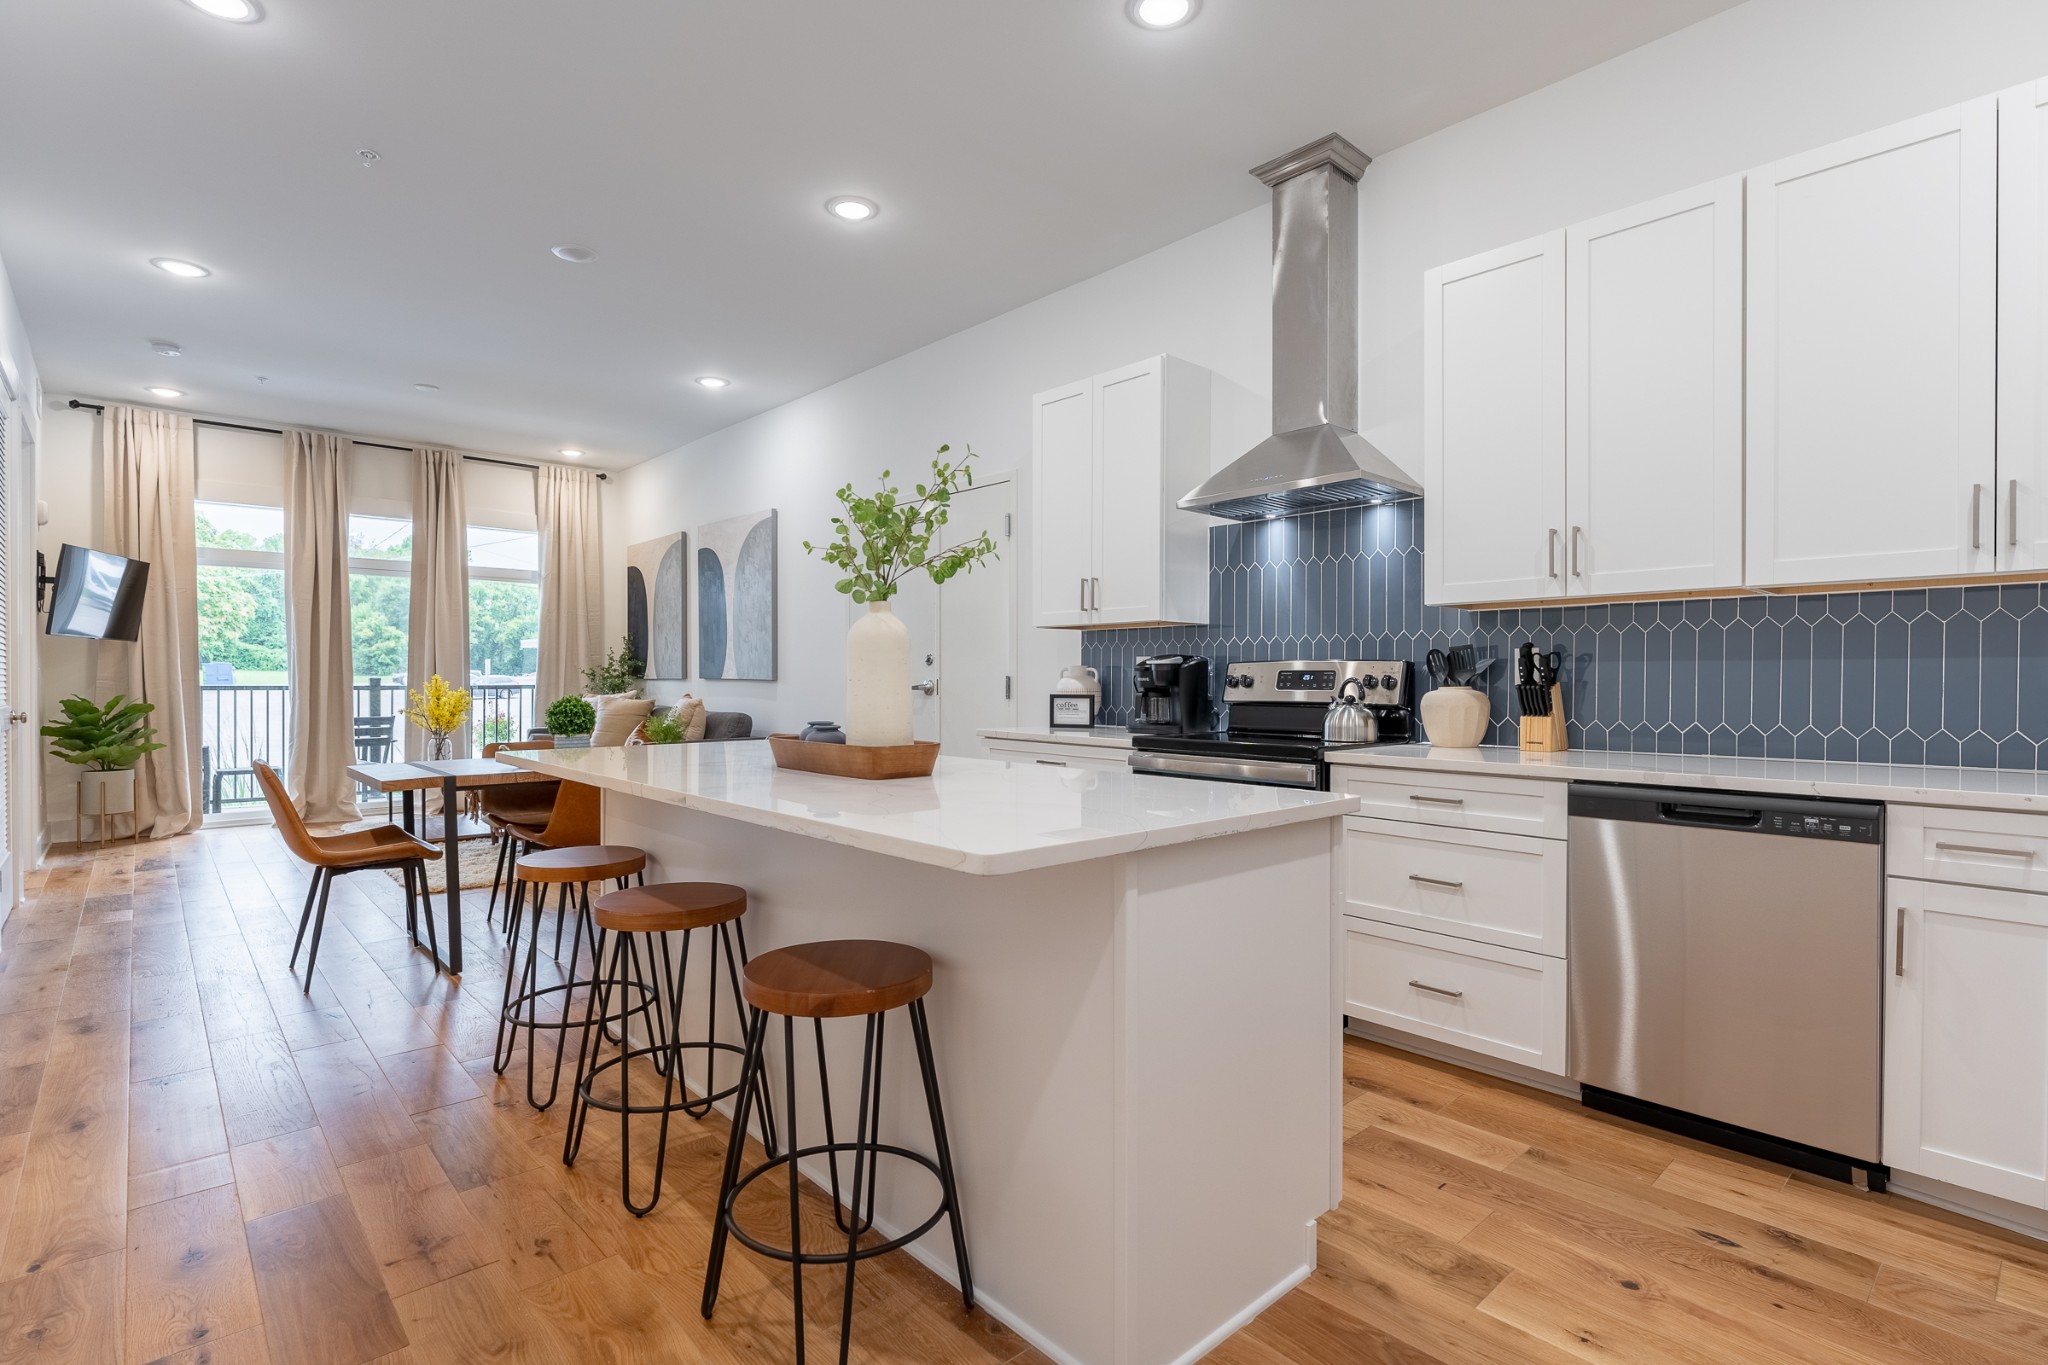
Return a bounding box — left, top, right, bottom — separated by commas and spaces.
1128, 0, 1198, 28
558, 449, 584, 459
150, 340, 183, 357
151, 258, 210, 278
695, 376, 730, 389
356, 148, 382, 167
413, 382, 440, 392
145, 387, 186, 399
551, 244, 597, 263
183, 0, 263, 21
825, 196, 879, 222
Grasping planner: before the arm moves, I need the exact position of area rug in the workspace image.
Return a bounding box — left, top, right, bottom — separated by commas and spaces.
381, 838, 501, 894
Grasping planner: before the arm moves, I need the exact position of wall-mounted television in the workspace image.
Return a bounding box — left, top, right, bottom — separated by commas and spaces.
44, 544, 150, 641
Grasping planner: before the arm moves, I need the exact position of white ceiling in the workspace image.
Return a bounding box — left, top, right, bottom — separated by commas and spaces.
0, 0, 1737, 469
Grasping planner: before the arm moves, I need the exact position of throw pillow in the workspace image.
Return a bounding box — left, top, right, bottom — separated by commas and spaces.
591, 696, 655, 747
676, 694, 709, 742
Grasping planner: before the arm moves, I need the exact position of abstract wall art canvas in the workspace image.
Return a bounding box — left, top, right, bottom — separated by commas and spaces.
697, 509, 777, 680
625, 532, 687, 679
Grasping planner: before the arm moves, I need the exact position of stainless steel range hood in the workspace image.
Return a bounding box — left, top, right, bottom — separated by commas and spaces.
1180, 133, 1420, 521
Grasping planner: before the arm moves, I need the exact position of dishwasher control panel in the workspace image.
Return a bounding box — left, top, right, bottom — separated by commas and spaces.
1764, 810, 1881, 842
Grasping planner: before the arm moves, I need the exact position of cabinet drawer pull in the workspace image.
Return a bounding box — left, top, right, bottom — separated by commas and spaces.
1409, 980, 1465, 1000
1933, 841, 2034, 859
1407, 874, 1466, 890
1407, 795, 1466, 807
1895, 913, 1906, 978
1034, 758, 1068, 767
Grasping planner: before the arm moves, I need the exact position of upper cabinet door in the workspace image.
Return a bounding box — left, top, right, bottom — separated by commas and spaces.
1031, 379, 1095, 628
1423, 231, 1567, 606
1092, 359, 1166, 625
1565, 178, 1744, 596
1746, 98, 1998, 588
2000, 79, 2048, 573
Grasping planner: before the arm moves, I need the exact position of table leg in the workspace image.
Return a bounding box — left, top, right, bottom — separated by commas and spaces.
401, 790, 416, 835
442, 774, 463, 976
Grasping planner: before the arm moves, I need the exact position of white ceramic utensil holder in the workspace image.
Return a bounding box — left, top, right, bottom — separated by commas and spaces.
1419, 685, 1491, 748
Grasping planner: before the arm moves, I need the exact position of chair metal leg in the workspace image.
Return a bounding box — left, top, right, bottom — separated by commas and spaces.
783, 1013, 806, 1364
289, 870, 322, 969
300, 870, 336, 990
418, 859, 441, 964
836, 1012, 882, 1365
493, 876, 530, 1074
702, 1005, 768, 1319
910, 999, 975, 1309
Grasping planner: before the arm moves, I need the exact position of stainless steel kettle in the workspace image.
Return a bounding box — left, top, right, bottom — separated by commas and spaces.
1322, 678, 1375, 744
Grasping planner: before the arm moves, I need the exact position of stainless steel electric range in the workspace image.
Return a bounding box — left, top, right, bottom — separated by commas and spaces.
1127, 659, 1414, 790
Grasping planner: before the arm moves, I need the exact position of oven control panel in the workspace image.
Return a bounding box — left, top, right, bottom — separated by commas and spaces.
1223, 660, 1409, 705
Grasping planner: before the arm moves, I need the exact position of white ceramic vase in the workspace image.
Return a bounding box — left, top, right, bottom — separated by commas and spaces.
81, 768, 137, 817
1419, 685, 1491, 748
846, 600, 914, 747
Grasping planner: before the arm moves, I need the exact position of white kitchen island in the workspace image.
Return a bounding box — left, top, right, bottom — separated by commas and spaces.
501, 742, 1356, 1365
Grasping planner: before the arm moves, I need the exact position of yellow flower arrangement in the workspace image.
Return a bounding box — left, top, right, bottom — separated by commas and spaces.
405, 674, 471, 750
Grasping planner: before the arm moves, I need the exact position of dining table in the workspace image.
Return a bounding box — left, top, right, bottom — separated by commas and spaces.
344, 755, 546, 975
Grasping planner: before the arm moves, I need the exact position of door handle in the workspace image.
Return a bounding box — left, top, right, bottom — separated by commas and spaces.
1407, 874, 1466, 890
1546, 528, 1559, 579
1972, 483, 1984, 550
911, 679, 938, 696
1571, 526, 1584, 578
1409, 980, 1465, 1000
5, 712, 24, 725
1895, 911, 1906, 978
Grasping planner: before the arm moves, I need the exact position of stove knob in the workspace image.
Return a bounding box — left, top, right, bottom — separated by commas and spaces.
1381, 674, 1400, 692
1234, 674, 1254, 688
1358, 675, 1380, 691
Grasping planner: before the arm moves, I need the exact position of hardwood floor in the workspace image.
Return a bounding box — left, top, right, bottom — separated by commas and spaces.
3, 828, 2047, 1363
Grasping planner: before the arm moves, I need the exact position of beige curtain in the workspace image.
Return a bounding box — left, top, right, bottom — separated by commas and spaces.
535, 464, 603, 708
95, 406, 201, 839
284, 430, 360, 824
406, 447, 471, 760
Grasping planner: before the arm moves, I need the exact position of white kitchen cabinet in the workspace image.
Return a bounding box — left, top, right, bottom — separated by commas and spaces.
1746, 97, 1999, 588
1564, 177, 1744, 596
982, 738, 1130, 772
1884, 877, 2048, 1209
1422, 231, 1565, 605
2000, 79, 2048, 573
1029, 356, 1209, 629
1343, 917, 1568, 1076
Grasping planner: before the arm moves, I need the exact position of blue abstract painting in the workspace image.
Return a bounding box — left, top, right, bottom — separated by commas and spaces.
626, 532, 686, 679
697, 509, 777, 680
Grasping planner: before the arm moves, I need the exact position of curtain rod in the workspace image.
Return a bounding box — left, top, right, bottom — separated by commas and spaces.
63, 399, 609, 479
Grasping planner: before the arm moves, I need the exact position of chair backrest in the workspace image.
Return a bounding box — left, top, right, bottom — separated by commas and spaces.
483, 739, 553, 758
536, 780, 601, 848
354, 714, 397, 761
253, 761, 328, 865
479, 739, 561, 821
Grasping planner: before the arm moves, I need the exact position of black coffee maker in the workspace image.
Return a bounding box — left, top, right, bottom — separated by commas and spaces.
1130, 655, 1210, 735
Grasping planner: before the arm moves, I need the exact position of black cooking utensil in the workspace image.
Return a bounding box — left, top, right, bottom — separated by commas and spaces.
1447, 645, 1475, 688
1425, 649, 1448, 687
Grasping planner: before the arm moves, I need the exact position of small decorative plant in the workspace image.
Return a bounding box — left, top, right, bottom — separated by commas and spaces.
41, 694, 165, 770
546, 694, 596, 737
803, 444, 999, 602
640, 707, 688, 745
405, 675, 471, 757
583, 636, 645, 695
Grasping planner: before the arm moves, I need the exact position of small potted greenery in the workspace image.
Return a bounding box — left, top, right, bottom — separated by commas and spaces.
583, 636, 645, 696
42, 694, 165, 834
545, 694, 597, 748
803, 444, 998, 746
639, 707, 687, 744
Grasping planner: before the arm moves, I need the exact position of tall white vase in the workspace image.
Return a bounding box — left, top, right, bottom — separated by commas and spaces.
846, 600, 914, 747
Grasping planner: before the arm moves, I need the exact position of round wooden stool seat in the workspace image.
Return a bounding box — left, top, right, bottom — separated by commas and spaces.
593, 881, 747, 934
515, 844, 647, 884
742, 939, 933, 1019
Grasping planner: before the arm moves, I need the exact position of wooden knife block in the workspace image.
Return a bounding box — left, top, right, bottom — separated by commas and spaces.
1518, 684, 1568, 753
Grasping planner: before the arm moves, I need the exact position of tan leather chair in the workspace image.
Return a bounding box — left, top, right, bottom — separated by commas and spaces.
254, 761, 442, 988
493, 779, 603, 958
481, 739, 561, 923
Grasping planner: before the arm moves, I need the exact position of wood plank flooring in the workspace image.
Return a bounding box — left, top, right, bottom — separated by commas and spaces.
3, 828, 2048, 1362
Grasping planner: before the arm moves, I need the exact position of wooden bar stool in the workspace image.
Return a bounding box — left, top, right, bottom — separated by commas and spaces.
562, 882, 771, 1215
702, 939, 972, 1365
494, 843, 647, 1110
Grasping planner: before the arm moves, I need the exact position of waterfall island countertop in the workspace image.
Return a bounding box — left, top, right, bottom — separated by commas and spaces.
498, 740, 1355, 875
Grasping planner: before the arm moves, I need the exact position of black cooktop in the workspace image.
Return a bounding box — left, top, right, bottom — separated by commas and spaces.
1129, 731, 1388, 762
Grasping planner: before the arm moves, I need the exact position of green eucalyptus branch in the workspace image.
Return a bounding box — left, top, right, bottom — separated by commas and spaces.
803, 444, 1001, 603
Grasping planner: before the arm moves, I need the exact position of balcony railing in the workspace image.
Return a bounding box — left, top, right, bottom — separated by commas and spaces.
199, 679, 539, 812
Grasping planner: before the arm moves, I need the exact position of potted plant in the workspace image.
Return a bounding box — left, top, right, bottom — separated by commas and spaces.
404, 674, 471, 760
546, 694, 597, 748
639, 707, 687, 744
583, 636, 646, 697
42, 694, 165, 833
803, 444, 998, 746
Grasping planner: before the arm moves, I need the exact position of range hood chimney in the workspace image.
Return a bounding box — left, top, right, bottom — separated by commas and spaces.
1180, 133, 1421, 521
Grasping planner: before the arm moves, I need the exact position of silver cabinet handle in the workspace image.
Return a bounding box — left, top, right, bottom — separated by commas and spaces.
1408, 794, 1465, 806
2012, 479, 2020, 548
1571, 526, 1584, 578
1079, 577, 1086, 611
1408, 874, 1465, 890
1934, 841, 2034, 859
1546, 528, 1559, 578
1972, 483, 1984, 550
1409, 980, 1465, 1000
1034, 758, 1068, 766
1895, 912, 1906, 978
1091, 577, 1100, 611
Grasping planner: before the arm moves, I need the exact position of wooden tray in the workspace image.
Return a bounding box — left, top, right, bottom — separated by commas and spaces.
768, 734, 940, 780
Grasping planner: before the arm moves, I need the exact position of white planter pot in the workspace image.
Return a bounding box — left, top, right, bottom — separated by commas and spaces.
846, 601, 914, 747
552, 734, 593, 750
1419, 685, 1492, 748
81, 768, 137, 817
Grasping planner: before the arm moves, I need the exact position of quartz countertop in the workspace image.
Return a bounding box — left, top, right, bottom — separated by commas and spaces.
1331, 744, 2048, 814
501, 741, 1353, 875
979, 725, 1134, 749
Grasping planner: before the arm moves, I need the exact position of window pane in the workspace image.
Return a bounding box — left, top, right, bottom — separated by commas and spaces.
470, 579, 538, 679
197, 563, 288, 809
351, 572, 410, 683
196, 500, 284, 552
350, 513, 412, 562
469, 525, 539, 573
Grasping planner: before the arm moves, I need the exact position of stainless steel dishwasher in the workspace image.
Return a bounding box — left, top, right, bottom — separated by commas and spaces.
1568, 784, 1886, 1186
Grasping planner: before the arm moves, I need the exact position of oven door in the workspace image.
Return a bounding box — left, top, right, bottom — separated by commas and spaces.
1128, 751, 1325, 789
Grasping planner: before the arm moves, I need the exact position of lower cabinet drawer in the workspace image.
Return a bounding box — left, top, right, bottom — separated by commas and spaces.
1342, 918, 1568, 1077
983, 741, 1130, 772
1343, 818, 1565, 956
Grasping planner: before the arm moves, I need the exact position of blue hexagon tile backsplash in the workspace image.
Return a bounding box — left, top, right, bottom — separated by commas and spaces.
1081, 500, 2048, 769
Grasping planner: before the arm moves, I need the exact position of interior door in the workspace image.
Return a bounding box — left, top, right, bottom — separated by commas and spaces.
937, 479, 1016, 754
1422, 231, 1567, 605
1746, 97, 1998, 587
1565, 177, 1744, 596
1031, 379, 1095, 627
2000, 78, 2048, 572
0, 393, 15, 908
